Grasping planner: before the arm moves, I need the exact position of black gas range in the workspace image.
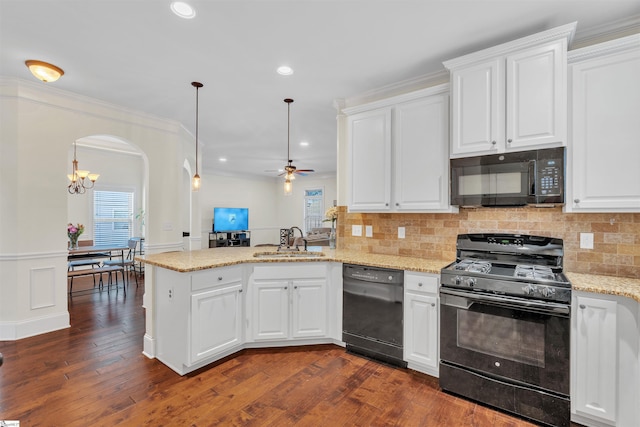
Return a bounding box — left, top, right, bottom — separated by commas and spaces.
439, 233, 571, 427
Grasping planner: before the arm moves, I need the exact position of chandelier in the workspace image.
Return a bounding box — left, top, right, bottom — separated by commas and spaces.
67, 141, 99, 194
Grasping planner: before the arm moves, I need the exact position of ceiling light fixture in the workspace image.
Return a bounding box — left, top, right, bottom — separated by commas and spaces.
277, 65, 293, 76
170, 1, 196, 19
191, 81, 203, 191
67, 141, 99, 194
25, 60, 64, 82
281, 98, 314, 196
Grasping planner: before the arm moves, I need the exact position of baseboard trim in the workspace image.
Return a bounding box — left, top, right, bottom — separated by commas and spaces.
0, 312, 70, 340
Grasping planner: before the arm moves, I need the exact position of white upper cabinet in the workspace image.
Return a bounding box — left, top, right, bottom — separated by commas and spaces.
345, 85, 455, 213
347, 107, 392, 211
566, 34, 640, 212
445, 23, 575, 157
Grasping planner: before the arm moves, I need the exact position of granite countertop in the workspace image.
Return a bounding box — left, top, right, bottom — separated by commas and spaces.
138, 247, 640, 303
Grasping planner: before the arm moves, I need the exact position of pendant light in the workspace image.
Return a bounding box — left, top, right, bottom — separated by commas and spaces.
67, 141, 99, 194
280, 98, 313, 195
191, 81, 203, 191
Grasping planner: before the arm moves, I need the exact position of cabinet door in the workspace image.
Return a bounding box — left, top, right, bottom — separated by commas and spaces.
394, 94, 450, 210
404, 291, 438, 370
348, 108, 392, 211
573, 294, 617, 424
190, 283, 243, 364
292, 279, 327, 339
506, 41, 566, 150
450, 58, 503, 156
251, 280, 290, 341
570, 48, 640, 211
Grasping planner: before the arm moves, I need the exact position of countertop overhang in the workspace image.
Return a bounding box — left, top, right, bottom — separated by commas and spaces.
137, 247, 640, 303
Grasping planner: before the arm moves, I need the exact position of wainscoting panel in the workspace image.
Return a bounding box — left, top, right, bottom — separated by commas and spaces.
30, 266, 56, 309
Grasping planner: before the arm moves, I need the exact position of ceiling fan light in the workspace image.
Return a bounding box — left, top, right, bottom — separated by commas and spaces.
284, 177, 293, 196
25, 60, 64, 82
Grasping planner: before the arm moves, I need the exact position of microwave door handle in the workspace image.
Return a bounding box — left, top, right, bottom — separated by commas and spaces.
528, 160, 536, 196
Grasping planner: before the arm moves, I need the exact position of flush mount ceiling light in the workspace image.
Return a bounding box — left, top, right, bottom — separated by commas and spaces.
67, 141, 99, 194
170, 1, 196, 19
25, 60, 64, 82
191, 81, 203, 191
277, 65, 293, 76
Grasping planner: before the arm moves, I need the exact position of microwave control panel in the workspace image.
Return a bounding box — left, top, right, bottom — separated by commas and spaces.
537, 159, 562, 196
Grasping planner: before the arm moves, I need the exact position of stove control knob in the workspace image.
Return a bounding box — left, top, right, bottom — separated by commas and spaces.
451, 276, 462, 286
465, 278, 476, 288
522, 284, 537, 295
540, 287, 556, 298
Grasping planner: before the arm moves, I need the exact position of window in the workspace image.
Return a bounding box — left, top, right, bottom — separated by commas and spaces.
304, 188, 324, 233
93, 190, 134, 246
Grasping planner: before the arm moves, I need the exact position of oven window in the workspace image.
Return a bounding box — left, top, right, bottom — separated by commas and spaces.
458, 172, 522, 196
457, 310, 545, 367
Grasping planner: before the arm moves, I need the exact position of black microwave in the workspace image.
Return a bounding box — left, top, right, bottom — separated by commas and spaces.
450, 147, 565, 207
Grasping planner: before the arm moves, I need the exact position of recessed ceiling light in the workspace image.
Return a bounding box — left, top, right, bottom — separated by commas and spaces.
277, 65, 293, 76
299, 141, 309, 147
218, 157, 227, 162
170, 2, 196, 19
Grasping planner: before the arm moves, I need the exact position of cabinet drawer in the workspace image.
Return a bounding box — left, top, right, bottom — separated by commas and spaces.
191, 265, 243, 292
252, 263, 327, 280
405, 272, 438, 294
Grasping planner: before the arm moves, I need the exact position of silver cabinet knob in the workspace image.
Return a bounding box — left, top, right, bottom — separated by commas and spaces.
218, 276, 223, 281
284, 286, 288, 290
395, 203, 399, 207
491, 140, 497, 145
418, 282, 423, 287
579, 304, 586, 309
507, 138, 512, 143
385, 203, 389, 207
574, 199, 580, 204
239, 289, 243, 293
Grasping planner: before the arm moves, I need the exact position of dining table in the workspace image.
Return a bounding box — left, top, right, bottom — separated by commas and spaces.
67, 245, 129, 294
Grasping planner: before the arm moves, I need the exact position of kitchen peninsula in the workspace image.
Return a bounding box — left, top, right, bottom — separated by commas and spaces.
139, 246, 640, 426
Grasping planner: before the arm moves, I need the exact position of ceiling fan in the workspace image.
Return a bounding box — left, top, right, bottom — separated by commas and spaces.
279, 98, 314, 178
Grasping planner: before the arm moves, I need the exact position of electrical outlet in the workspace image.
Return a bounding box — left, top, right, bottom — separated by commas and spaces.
365, 225, 373, 237
352, 225, 362, 237
580, 232, 594, 249
398, 227, 405, 239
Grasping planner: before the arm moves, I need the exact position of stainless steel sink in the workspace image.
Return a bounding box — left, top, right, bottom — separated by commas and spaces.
253, 251, 326, 258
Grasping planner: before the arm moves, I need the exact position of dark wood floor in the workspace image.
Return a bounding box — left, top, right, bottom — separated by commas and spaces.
0, 275, 541, 426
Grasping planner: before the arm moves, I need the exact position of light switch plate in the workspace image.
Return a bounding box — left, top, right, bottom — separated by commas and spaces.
365, 225, 373, 237
398, 227, 405, 239
352, 225, 362, 237
580, 232, 594, 249
163, 221, 173, 231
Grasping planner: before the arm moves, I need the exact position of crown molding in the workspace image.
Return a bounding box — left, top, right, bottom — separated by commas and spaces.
571, 15, 640, 50
568, 33, 640, 63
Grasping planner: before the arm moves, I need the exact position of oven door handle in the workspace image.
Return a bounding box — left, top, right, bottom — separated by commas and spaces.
440, 288, 570, 316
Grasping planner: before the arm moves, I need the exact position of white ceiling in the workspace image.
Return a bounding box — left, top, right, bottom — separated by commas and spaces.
2, 0, 639, 180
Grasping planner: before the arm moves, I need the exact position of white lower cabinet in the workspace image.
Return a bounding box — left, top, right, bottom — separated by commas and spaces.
155, 265, 244, 375
572, 291, 640, 427
403, 271, 439, 377
249, 263, 327, 343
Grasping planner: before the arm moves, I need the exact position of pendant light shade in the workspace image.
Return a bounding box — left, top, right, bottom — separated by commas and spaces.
67, 141, 99, 194
191, 81, 203, 191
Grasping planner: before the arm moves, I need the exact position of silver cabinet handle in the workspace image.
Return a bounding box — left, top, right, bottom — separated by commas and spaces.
284, 286, 288, 290
491, 140, 497, 145
574, 199, 580, 204
294, 285, 298, 289
507, 138, 512, 143
579, 304, 586, 309
418, 282, 423, 287
218, 276, 223, 281
239, 289, 243, 293
395, 203, 399, 207
431, 303, 436, 307
385, 203, 389, 207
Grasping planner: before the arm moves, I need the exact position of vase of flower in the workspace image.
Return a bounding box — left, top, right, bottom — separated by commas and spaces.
329, 226, 336, 249
67, 223, 85, 250
323, 206, 338, 250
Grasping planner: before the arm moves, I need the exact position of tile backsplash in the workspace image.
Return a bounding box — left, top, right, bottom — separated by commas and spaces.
336, 206, 640, 279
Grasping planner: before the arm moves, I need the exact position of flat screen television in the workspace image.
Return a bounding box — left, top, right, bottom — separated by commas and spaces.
213, 207, 249, 232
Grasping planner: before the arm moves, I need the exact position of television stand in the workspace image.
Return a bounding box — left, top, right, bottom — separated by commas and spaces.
209, 231, 251, 248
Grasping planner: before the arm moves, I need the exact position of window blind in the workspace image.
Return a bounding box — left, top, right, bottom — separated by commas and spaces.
93, 190, 134, 246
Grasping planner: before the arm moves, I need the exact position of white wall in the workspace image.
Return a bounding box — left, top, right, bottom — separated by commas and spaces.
0, 78, 188, 340
197, 174, 337, 248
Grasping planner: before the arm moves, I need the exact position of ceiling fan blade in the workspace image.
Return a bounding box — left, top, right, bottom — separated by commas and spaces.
295, 169, 314, 173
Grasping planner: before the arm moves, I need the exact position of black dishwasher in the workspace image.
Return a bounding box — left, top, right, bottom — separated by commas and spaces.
342, 264, 406, 367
